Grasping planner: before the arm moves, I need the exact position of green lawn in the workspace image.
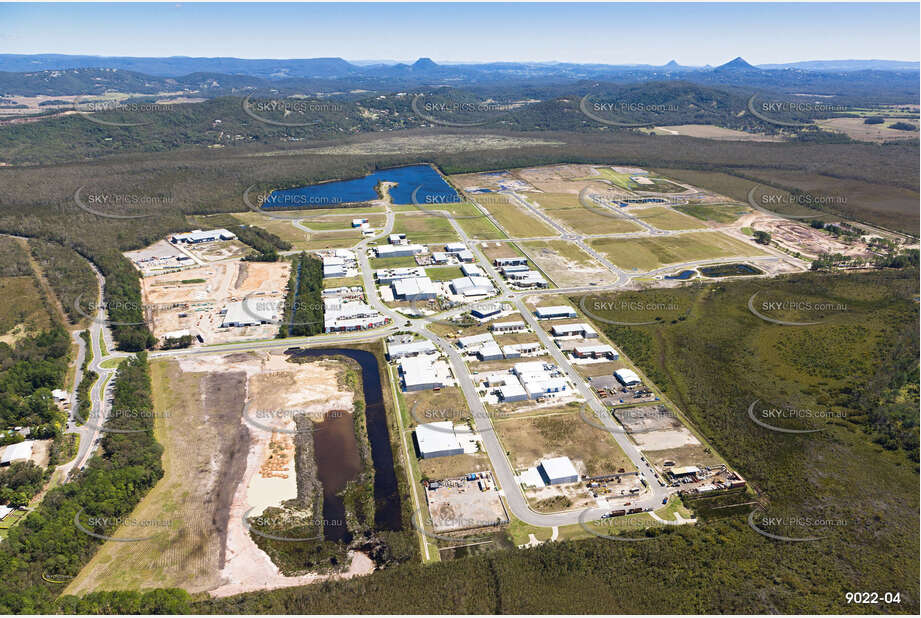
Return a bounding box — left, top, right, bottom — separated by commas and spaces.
390, 214, 461, 244
425, 266, 464, 281
630, 207, 708, 231
476, 194, 557, 238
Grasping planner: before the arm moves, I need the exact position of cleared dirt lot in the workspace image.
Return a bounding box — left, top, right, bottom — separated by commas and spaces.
494, 411, 634, 477
424, 477, 508, 532
139, 259, 290, 344
525, 192, 642, 235
741, 213, 872, 259
520, 240, 618, 287
645, 124, 783, 141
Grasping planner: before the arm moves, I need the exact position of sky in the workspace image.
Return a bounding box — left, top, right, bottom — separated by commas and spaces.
0, 2, 918, 65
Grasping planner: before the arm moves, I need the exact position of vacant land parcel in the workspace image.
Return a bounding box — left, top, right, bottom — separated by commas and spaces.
525, 193, 641, 235
589, 232, 767, 271
520, 240, 618, 287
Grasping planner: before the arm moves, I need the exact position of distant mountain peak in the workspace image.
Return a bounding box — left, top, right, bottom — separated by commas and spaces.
664, 60, 680, 68
412, 57, 438, 70
716, 56, 756, 71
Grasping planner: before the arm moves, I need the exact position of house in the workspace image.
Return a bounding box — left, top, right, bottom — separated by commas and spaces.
415, 422, 464, 458
540, 456, 579, 485
490, 320, 526, 334
551, 323, 598, 338
535, 306, 577, 320
614, 368, 642, 386
387, 339, 437, 360
399, 356, 444, 392
0, 441, 33, 466
391, 277, 437, 301
573, 344, 618, 359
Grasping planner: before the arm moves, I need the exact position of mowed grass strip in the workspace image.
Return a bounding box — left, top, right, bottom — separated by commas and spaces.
589, 232, 767, 271
630, 207, 708, 231
476, 194, 557, 238
525, 193, 641, 235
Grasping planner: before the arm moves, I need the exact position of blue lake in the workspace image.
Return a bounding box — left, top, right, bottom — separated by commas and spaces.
264, 164, 460, 208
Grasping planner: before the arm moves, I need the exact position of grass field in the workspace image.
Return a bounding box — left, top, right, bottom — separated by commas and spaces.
0, 275, 53, 339
65, 360, 246, 594
369, 255, 421, 269
674, 203, 749, 224
304, 215, 386, 231
525, 193, 642, 235
493, 411, 635, 476
229, 212, 311, 250
476, 194, 557, 238
630, 207, 708, 231
425, 266, 464, 281
589, 232, 767, 271
478, 242, 526, 263
391, 213, 461, 244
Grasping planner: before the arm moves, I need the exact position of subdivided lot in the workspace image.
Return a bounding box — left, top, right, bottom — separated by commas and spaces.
474, 194, 557, 238
629, 207, 708, 231
588, 232, 767, 271
425, 266, 465, 281
419, 452, 492, 481
424, 477, 508, 533
493, 411, 634, 478
674, 203, 750, 224
301, 229, 363, 250
400, 386, 470, 430
478, 241, 526, 263
398, 200, 506, 241
643, 443, 724, 472
525, 193, 642, 235
519, 240, 617, 287
391, 213, 462, 244
305, 214, 386, 231
65, 360, 250, 594
369, 255, 421, 269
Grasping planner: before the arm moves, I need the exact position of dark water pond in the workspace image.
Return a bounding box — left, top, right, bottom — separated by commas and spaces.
265, 164, 458, 208
292, 348, 402, 541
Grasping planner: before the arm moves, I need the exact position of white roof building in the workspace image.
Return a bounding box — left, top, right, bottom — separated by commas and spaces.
450, 276, 495, 297
352, 218, 368, 227
389, 233, 407, 244
170, 228, 236, 244
222, 299, 279, 328
498, 380, 528, 402
399, 356, 444, 392
573, 344, 618, 359
551, 323, 598, 338
387, 339, 437, 359
415, 422, 464, 458
324, 299, 386, 332
374, 244, 425, 258
500, 264, 530, 274
614, 368, 642, 386
431, 251, 449, 264
460, 264, 484, 277
476, 342, 504, 361
375, 266, 426, 284
445, 242, 466, 253
1, 441, 33, 465
491, 320, 526, 333
535, 305, 577, 319
540, 456, 579, 484
457, 333, 496, 349
456, 249, 474, 262
495, 257, 527, 267
391, 276, 437, 300
51, 388, 69, 402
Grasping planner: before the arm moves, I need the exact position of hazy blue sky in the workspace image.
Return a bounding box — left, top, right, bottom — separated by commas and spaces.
1, 2, 918, 64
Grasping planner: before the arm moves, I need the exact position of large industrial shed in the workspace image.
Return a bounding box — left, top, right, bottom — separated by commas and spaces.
415, 422, 464, 458
539, 456, 580, 485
